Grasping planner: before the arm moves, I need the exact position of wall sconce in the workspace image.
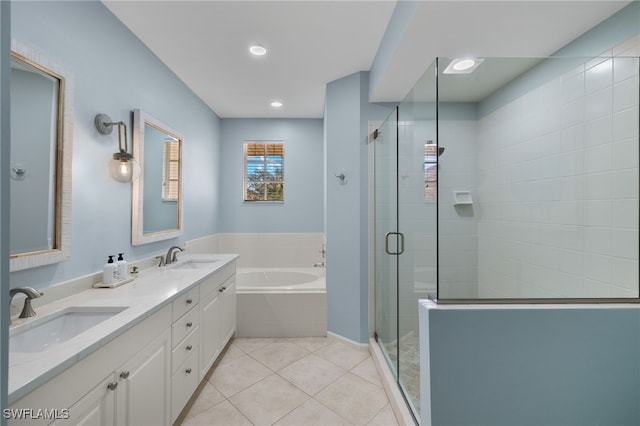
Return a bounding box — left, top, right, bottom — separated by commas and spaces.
95, 113, 140, 183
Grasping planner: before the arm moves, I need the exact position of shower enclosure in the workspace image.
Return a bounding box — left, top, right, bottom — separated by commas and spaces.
374, 50, 639, 423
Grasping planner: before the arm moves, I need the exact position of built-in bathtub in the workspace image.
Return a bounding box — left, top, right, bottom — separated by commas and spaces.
235, 267, 327, 337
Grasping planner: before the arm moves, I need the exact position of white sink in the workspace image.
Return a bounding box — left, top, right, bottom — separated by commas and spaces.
169, 258, 217, 270
10, 306, 128, 353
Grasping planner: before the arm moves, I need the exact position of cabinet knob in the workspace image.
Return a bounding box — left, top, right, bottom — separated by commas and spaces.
186, 345, 193, 351
186, 298, 193, 305
186, 321, 193, 328
120, 371, 130, 379
185, 368, 192, 374
107, 382, 118, 391
218, 288, 224, 293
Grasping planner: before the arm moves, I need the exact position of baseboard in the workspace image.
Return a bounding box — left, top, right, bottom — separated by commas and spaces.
327, 331, 369, 351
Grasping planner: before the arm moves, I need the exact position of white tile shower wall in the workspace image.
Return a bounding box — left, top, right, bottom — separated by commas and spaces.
437, 120, 479, 299
217, 233, 325, 267
477, 38, 639, 298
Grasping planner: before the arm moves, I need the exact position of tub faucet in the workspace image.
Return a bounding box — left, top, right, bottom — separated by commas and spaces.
165, 246, 185, 265
314, 244, 326, 267
9, 287, 43, 325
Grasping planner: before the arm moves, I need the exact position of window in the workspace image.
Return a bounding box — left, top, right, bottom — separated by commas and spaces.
424, 142, 437, 201
162, 140, 180, 201
243, 142, 284, 201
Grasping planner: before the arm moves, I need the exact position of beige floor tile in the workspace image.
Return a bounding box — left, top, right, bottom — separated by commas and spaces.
315, 341, 369, 370
219, 343, 247, 363
208, 354, 272, 397
286, 336, 332, 352
315, 373, 389, 425
250, 341, 311, 371
367, 404, 399, 426
184, 382, 226, 420
350, 357, 383, 388
182, 400, 252, 426
229, 374, 310, 425
274, 398, 352, 426
233, 337, 280, 353
278, 353, 346, 396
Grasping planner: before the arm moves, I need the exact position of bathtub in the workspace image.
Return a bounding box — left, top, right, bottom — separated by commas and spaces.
235, 267, 327, 338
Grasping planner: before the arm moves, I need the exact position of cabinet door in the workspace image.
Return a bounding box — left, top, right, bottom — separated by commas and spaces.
199, 289, 223, 379
220, 280, 237, 345
50, 374, 116, 426
115, 329, 171, 426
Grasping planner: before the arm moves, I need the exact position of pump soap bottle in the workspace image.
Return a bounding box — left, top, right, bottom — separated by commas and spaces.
103, 255, 117, 284
117, 253, 128, 281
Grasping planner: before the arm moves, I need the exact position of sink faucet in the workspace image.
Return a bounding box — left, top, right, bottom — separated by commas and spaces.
9, 287, 43, 325
165, 246, 185, 265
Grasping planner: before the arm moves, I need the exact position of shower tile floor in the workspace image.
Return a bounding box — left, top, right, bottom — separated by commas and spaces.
384, 335, 421, 416
178, 337, 400, 426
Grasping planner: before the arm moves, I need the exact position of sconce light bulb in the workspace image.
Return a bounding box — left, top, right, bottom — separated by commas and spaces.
108, 157, 140, 183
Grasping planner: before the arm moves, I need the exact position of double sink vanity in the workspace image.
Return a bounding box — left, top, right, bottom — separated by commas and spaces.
8, 253, 238, 425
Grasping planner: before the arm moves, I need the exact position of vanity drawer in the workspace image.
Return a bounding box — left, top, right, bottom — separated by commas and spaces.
172, 306, 200, 348
172, 286, 199, 322
172, 326, 199, 374
199, 263, 236, 297
171, 350, 199, 423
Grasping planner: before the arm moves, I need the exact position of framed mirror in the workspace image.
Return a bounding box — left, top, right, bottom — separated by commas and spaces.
10, 41, 73, 271
132, 109, 183, 245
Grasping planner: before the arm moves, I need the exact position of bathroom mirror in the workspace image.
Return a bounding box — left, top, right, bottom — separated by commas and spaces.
9, 41, 73, 271
132, 109, 183, 245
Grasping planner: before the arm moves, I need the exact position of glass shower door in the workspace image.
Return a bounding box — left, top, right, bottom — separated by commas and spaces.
374, 107, 399, 380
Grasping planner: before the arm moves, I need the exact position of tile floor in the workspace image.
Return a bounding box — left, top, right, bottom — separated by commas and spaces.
179, 337, 400, 426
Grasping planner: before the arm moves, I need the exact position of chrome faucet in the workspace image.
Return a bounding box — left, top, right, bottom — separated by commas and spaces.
9, 287, 43, 325
165, 246, 185, 265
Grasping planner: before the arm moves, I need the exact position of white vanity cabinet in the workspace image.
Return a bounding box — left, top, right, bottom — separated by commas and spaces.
10, 305, 172, 426
170, 286, 200, 423
9, 257, 238, 426
198, 263, 236, 380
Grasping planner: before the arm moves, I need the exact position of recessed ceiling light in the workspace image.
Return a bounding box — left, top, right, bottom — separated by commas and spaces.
443, 58, 484, 74
249, 45, 267, 56
270, 101, 283, 108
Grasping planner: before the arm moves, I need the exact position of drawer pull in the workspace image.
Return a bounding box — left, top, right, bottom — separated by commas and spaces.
120, 371, 130, 379
185, 368, 192, 374
218, 288, 224, 293
186, 321, 193, 328
107, 382, 118, 391
186, 345, 193, 351
186, 298, 193, 305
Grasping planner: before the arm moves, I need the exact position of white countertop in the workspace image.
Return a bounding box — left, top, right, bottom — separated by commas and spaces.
8, 253, 238, 405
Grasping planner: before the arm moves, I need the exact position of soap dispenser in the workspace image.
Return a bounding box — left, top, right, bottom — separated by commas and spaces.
103, 255, 117, 284
117, 253, 128, 280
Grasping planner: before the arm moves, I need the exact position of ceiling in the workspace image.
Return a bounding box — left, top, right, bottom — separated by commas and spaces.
103, 1, 632, 118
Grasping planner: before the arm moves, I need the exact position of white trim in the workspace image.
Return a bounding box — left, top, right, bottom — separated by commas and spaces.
326, 331, 369, 351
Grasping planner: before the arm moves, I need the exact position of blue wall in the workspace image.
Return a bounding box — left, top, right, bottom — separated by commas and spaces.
325, 71, 395, 343
424, 306, 640, 425
219, 118, 324, 233
9, 1, 222, 290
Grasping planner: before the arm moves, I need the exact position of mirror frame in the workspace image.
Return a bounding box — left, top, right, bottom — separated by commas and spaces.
10, 40, 73, 272
132, 109, 183, 245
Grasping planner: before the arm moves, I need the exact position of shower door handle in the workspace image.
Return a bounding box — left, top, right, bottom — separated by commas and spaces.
385, 232, 405, 255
